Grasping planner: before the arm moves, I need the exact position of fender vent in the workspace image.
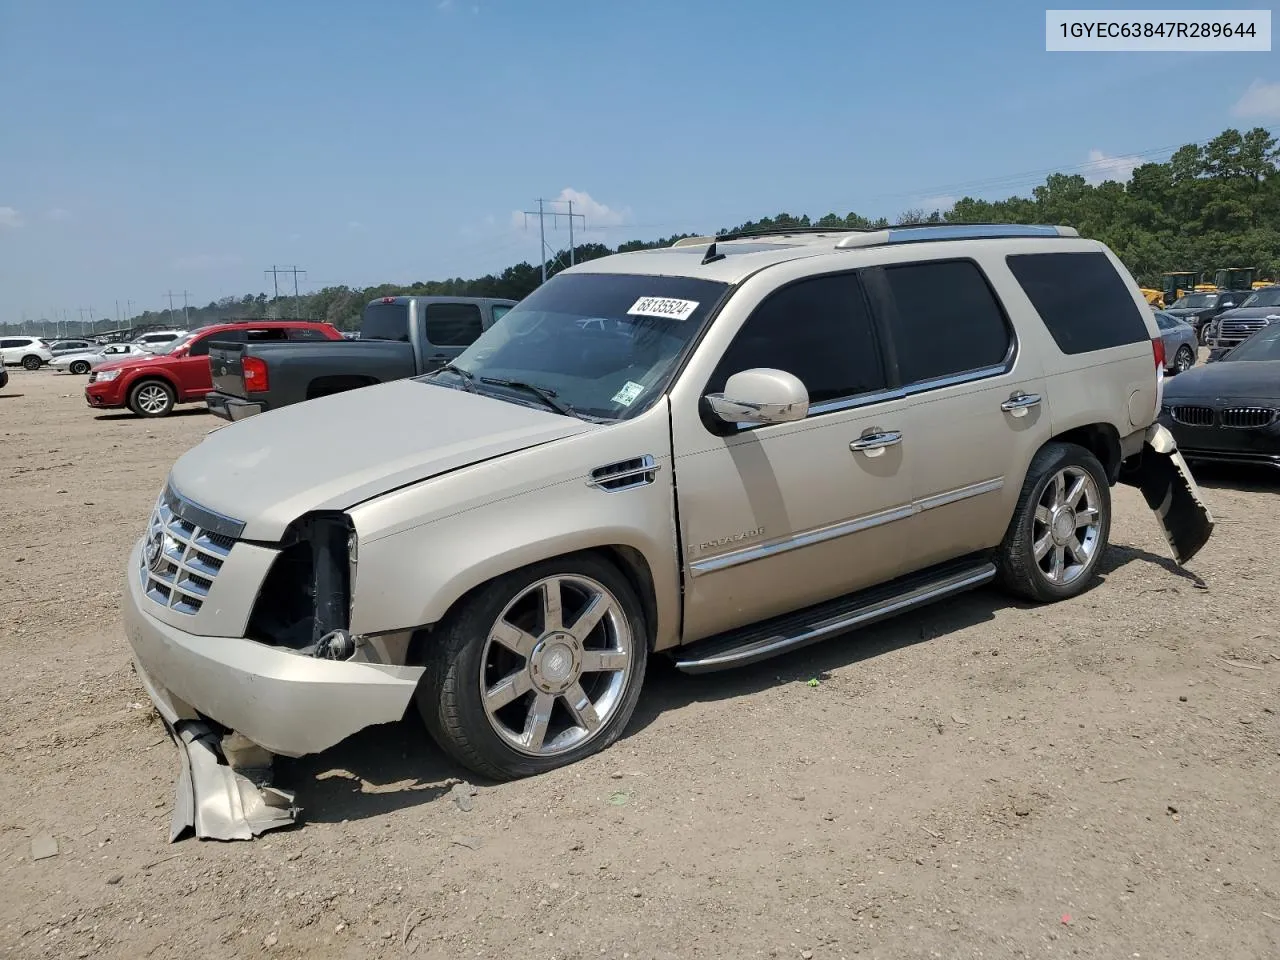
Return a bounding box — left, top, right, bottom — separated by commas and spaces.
588, 455, 659, 492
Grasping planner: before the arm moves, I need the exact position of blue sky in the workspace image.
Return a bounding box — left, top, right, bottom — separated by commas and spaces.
0, 0, 1276, 323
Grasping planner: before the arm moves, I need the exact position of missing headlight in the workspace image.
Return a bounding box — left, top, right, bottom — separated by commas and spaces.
246, 513, 353, 652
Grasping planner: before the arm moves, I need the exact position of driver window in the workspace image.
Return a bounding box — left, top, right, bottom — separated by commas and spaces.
705, 272, 886, 407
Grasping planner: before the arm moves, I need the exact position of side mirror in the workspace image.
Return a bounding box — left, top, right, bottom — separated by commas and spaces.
705, 368, 809, 425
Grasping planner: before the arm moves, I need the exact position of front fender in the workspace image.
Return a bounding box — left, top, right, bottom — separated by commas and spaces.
347, 407, 681, 649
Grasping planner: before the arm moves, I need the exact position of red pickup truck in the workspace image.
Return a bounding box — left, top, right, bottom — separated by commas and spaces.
85, 320, 343, 418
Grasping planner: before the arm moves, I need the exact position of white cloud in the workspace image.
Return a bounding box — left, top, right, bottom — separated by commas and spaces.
46, 207, 72, 222
172, 253, 242, 271
509, 188, 630, 234
0, 206, 24, 228
1084, 149, 1140, 184
1231, 79, 1280, 120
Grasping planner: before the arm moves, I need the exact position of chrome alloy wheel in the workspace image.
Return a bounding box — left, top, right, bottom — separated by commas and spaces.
1033, 467, 1102, 586
479, 574, 634, 757
135, 384, 171, 414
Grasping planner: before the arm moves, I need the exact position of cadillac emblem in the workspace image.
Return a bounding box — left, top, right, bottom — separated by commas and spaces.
144, 530, 166, 572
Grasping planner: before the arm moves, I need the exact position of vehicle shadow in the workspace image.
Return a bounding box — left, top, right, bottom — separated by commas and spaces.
93, 408, 208, 421
0, 394, 24, 399
280, 538, 1189, 825
1189, 462, 1279, 493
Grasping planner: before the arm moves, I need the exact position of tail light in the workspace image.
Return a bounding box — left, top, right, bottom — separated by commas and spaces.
1151, 337, 1165, 370
1152, 337, 1165, 416
243, 356, 270, 393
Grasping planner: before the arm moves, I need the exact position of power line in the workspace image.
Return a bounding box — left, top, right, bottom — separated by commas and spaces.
165, 290, 191, 329
521, 199, 586, 284
265, 265, 306, 317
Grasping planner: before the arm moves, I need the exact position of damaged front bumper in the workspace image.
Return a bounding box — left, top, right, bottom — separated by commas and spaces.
122, 539, 425, 840
1120, 422, 1215, 565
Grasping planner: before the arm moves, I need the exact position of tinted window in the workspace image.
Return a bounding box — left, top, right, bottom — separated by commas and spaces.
1007, 252, 1150, 354
882, 260, 1011, 384
195, 330, 245, 357
1242, 288, 1280, 308
425, 303, 483, 346
706, 272, 885, 406
492, 304, 513, 323
288, 327, 330, 341
1154, 313, 1174, 331
0, 339, 20, 349
362, 302, 410, 342
245, 328, 288, 342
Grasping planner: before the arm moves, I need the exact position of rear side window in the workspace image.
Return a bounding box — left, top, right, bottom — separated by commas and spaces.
706, 272, 886, 406
881, 260, 1012, 384
362, 302, 410, 342
425, 303, 483, 346
1007, 252, 1149, 354
245, 328, 288, 342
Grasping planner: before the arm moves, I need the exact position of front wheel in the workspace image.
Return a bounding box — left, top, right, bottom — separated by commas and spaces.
997, 442, 1111, 603
129, 380, 175, 417
70, 360, 91, 375
416, 554, 648, 780
1172, 345, 1195, 374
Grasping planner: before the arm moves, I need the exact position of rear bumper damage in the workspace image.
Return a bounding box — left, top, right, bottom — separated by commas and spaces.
205, 391, 263, 422
1120, 423, 1215, 565
122, 539, 425, 840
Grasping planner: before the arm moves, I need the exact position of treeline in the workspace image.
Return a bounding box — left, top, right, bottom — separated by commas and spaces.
28, 126, 1280, 335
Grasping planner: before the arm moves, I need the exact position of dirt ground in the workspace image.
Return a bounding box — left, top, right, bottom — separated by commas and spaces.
2, 366, 1279, 960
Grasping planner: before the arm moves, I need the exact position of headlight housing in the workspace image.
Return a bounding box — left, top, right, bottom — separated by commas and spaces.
95, 369, 120, 382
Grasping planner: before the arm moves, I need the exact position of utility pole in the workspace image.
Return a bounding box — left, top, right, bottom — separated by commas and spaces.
265, 265, 306, 317
126, 300, 134, 332
522, 199, 586, 285
77, 307, 90, 335
165, 290, 190, 328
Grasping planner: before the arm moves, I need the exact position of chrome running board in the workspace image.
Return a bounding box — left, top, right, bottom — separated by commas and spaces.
674, 558, 996, 674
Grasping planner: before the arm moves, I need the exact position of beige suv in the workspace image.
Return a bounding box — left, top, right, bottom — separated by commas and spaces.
122, 224, 1213, 839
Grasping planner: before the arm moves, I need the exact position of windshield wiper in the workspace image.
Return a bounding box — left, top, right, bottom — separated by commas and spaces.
479, 377, 574, 416
434, 362, 478, 393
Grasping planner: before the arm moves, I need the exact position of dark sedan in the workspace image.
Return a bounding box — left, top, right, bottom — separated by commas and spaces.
1164, 290, 1247, 344
1206, 285, 1280, 360
1160, 323, 1280, 470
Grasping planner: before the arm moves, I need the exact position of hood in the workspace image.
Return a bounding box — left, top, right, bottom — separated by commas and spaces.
1162, 359, 1280, 403
1217, 306, 1280, 321
95, 353, 167, 372
168, 378, 598, 541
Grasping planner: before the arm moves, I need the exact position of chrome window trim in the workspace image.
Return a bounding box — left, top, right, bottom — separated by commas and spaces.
688, 477, 1004, 576
807, 362, 1011, 416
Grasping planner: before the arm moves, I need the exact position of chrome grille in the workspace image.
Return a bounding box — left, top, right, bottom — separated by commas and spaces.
1219, 319, 1269, 341
1170, 405, 1214, 427
1221, 406, 1277, 429
140, 495, 235, 615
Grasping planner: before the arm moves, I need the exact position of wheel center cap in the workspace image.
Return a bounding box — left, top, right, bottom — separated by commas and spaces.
530, 633, 580, 694
1051, 507, 1076, 545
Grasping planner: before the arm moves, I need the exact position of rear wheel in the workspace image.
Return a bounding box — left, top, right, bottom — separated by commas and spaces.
997, 442, 1111, 603
129, 380, 175, 417
1173, 345, 1194, 374
21, 355, 42, 370
416, 554, 648, 780
70, 360, 91, 375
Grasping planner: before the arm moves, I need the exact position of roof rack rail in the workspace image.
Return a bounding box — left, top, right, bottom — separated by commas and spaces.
834, 223, 1078, 249
714, 225, 867, 242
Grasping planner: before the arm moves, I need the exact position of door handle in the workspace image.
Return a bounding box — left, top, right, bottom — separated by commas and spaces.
849, 430, 902, 456
1000, 392, 1042, 417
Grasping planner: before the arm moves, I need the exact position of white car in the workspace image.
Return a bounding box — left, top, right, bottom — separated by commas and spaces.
52, 341, 154, 375
0, 336, 54, 370
132, 330, 186, 350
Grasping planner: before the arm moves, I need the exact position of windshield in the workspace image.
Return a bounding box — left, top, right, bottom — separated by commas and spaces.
155, 332, 197, 354
1240, 288, 1280, 308
428, 273, 729, 420
1171, 293, 1216, 309
1224, 323, 1280, 362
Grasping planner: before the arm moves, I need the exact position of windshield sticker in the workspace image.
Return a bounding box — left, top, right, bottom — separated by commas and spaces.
611, 380, 645, 407
627, 297, 700, 322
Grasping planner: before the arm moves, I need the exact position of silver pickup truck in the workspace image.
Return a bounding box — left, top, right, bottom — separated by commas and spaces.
122, 224, 1213, 839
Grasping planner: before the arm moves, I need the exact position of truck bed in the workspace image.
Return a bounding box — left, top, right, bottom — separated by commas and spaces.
207, 340, 417, 421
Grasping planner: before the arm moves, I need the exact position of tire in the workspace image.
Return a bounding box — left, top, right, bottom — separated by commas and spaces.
416, 553, 649, 780
1172, 345, 1194, 374
997, 442, 1111, 603
21, 355, 42, 371
70, 360, 91, 375
128, 379, 176, 418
